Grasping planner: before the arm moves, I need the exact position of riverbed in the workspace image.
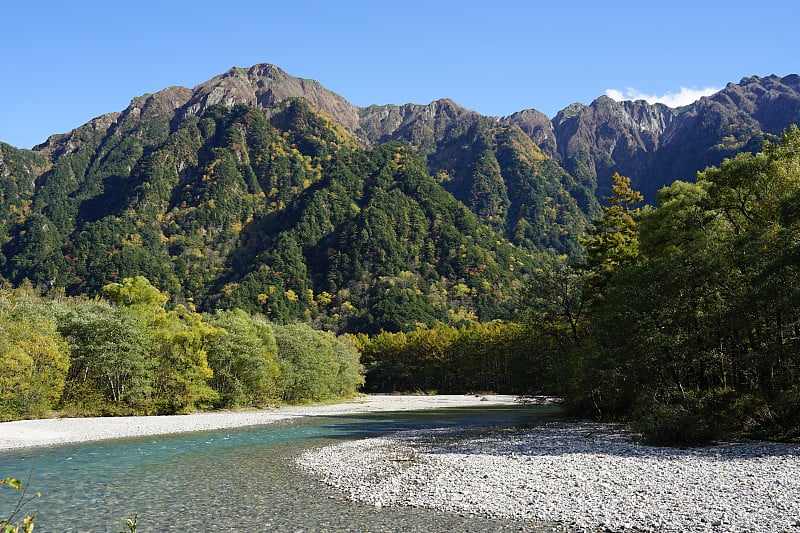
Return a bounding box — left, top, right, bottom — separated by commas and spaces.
299, 420, 800, 532
0, 401, 562, 532
3, 396, 798, 532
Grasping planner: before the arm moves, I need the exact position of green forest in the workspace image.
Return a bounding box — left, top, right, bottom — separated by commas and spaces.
537, 127, 800, 444
0, 95, 799, 446
0, 276, 363, 419
0, 101, 577, 333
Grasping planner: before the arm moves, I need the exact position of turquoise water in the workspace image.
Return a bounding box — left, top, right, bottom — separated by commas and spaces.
0, 405, 562, 532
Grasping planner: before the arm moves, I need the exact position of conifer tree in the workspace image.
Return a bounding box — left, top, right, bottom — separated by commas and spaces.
581, 172, 643, 283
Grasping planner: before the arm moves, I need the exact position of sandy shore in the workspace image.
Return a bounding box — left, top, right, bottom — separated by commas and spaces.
0, 394, 521, 450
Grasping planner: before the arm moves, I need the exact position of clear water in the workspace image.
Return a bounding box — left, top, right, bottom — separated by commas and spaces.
0, 405, 565, 532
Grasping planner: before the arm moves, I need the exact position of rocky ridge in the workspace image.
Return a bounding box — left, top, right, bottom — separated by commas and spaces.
17, 65, 800, 205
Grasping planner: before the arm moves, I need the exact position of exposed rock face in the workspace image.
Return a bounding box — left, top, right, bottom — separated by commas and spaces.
34, 112, 122, 161
644, 74, 800, 199
32, 87, 194, 164
129, 86, 194, 120
548, 97, 675, 199
501, 108, 557, 159
184, 64, 362, 132
711, 74, 800, 133
357, 98, 481, 153
9, 64, 800, 207
544, 74, 800, 201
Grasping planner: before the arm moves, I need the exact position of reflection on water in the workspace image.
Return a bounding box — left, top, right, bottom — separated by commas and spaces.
0, 405, 563, 532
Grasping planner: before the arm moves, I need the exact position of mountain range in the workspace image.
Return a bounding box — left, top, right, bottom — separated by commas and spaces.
1, 63, 798, 332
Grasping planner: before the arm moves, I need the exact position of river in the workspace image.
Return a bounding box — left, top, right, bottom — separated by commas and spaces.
0, 405, 563, 532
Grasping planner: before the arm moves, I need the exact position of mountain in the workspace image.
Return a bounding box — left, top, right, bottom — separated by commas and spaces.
503, 74, 800, 201
22, 65, 800, 207
643, 74, 800, 198
545, 97, 675, 201
0, 95, 551, 332
1, 64, 800, 332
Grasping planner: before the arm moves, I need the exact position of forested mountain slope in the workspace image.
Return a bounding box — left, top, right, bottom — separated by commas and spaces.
1, 64, 800, 333
1, 100, 550, 332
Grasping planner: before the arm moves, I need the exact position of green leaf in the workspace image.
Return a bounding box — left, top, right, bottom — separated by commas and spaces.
1, 477, 22, 490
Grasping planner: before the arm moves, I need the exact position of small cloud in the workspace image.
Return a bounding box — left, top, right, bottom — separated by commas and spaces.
605, 86, 720, 108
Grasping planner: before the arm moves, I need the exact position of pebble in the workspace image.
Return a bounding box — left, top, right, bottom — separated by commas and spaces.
297, 421, 800, 533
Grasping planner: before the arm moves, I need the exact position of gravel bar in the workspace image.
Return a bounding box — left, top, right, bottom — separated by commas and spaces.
297, 421, 800, 532
0, 394, 521, 450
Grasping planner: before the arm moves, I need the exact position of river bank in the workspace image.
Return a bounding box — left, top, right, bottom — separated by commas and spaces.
6, 395, 797, 532
298, 421, 800, 533
0, 394, 524, 450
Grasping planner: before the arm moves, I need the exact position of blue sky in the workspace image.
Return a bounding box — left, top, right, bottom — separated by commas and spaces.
2, 0, 797, 149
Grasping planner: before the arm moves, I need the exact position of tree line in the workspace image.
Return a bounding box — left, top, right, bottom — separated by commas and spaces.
0, 276, 363, 420
357, 320, 549, 394
527, 126, 800, 444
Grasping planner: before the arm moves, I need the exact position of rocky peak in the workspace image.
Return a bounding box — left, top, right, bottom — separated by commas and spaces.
548, 95, 676, 198
501, 108, 557, 159
693, 74, 800, 135
642, 73, 800, 201
357, 98, 480, 149
182, 63, 361, 132
556, 96, 673, 140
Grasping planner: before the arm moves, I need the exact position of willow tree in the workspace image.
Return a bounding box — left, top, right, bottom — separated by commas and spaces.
0, 311, 69, 420
59, 303, 152, 407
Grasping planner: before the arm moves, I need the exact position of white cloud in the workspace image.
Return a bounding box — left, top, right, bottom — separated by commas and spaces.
605, 86, 720, 108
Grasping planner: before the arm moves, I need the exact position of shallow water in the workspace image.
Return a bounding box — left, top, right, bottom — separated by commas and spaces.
0, 405, 564, 532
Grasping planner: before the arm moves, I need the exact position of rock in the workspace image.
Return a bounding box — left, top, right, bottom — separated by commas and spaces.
297, 420, 800, 533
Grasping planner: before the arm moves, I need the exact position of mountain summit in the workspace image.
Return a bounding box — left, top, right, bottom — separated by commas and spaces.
26, 64, 800, 203
1, 63, 799, 332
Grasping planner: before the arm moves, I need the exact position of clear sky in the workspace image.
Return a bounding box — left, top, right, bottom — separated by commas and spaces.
2, 0, 798, 149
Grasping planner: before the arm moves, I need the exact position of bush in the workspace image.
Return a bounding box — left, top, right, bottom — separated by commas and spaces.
632, 388, 772, 446
0, 312, 69, 421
